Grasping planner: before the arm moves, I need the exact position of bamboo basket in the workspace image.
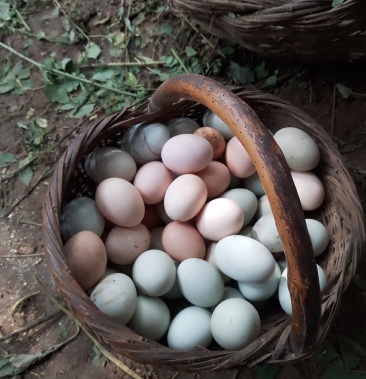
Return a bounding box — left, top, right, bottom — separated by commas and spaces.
171, 0, 366, 62
43, 74, 365, 370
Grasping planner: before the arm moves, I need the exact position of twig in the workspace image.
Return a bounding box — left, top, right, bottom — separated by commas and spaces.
14, 9, 31, 31
36, 277, 144, 379
0, 253, 45, 258
11, 291, 40, 313
20, 220, 42, 227
0, 311, 62, 342
171, 48, 189, 73
80, 60, 167, 69
0, 42, 138, 97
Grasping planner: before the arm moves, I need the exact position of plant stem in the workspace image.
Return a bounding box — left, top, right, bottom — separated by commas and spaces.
171, 48, 189, 73
0, 42, 138, 97
80, 60, 167, 69
15, 9, 31, 31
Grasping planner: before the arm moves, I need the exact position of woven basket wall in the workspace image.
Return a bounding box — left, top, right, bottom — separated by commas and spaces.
171, 0, 366, 61
43, 74, 365, 371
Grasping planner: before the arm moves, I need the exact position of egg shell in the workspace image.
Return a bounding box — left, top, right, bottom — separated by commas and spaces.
95, 178, 145, 227
238, 263, 281, 302
90, 273, 137, 324
162, 221, 206, 262
161, 134, 213, 174
202, 110, 235, 140
291, 171, 325, 211
306, 218, 330, 256
274, 127, 320, 171
133, 161, 173, 204
195, 161, 231, 199
243, 172, 265, 197
177, 258, 224, 307
162, 263, 183, 300
149, 226, 165, 250
193, 127, 226, 160
210, 286, 245, 312
164, 174, 208, 222
156, 202, 173, 225
278, 265, 327, 315
167, 117, 200, 137
220, 188, 258, 226
167, 306, 213, 350
214, 235, 276, 282
141, 204, 164, 229
205, 243, 231, 283
251, 214, 283, 253
225, 137, 256, 178
196, 198, 244, 241
121, 122, 170, 165
255, 195, 272, 219
60, 197, 105, 241
63, 231, 107, 291
84, 147, 137, 183
127, 296, 171, 341
132, 249, 176, 297
211, 298, 261, 350
104, 223, 151, 265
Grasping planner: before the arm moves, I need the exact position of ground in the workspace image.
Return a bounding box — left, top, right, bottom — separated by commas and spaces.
0, 1, 366, 379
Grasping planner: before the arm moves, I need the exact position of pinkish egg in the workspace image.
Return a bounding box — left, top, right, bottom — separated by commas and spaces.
225, 137, 256, 178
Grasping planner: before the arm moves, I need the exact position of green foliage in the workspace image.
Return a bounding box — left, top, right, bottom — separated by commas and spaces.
0, 59, 32, 95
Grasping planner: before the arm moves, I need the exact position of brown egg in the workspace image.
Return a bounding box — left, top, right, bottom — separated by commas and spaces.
63, 231, 107, 291
194, 127, 226, 160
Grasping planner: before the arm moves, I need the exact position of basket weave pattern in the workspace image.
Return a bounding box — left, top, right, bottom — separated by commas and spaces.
171, 0, 366, 61
43, 76, 365, 370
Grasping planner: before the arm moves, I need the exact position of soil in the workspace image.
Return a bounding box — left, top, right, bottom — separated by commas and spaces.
1, 1, 366, 379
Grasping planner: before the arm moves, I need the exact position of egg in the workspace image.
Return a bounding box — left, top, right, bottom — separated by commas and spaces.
243, 172, 265, 197
166, 117, 200, 137
84, 147, 137, 183
202, 109, 235, 140
156, 201, 173, 225
104, 223, 151, 265
225, 137, 256, 178
193, 127, 226, 159
214, 235, 276, 282
177, 258, 224, 307
195, 161, 231, 199
164, 174, 207, 221
63, 231, 107, 291
220, 188, 258, 226
306, 218, 330, 256
205, 243, 231, 283
162, 263, 183, 300
127, 296, 171, 341
210, 287, 245, 312
161, 134, 213, 174
132, 249, 176, 296
95, 178, 145, 227
133, 161, 173, 204
278, 265, 327, 315
60, 197, 105, 241
162, 221, 206, 262
121, 122, 170, 165
251, 214, 283, 253
211, 298, 261, 350
238, 263, 281, 302
273, 127, 320, 171
255, 195, 272, 219
196, 198, 244, 241
238, 226, 253, 237
90, 273, 137, 324
167, 306, 213, 350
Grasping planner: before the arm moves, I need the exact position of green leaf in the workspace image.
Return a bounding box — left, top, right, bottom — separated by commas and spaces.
60, 80, 79, 93
160, 22, 172, 35
0, 79, 15, 94
230, 62, 255, 85
93, 12, 111, 26
255, 61, 269, 80
69, 103, 95, 118
45, 84, 69, 104
91, 345, 107, 368
108, 31, 126, 47
85, 42, 101, 59
185, 46, 197, 58
125, 72, 137, 87
92, 69, 116, 82
0, 1, 11, 22
61, 58, 73, 71
0, 152, 16, 167
265, 75, 277, 87
19, 166, 33, 186
336, 83, 353, 99
332, 0, 345, 7
34, 117, 48, 129
255, 365, 280, 379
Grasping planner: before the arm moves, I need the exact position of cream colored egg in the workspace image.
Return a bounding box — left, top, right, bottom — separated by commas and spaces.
225, 137, 256, 178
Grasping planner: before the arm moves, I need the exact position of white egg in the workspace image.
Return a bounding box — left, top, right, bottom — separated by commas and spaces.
277, 259, 287, 273
132, 250, 176, 297
255, 195, 272, 219
211, 298, 261, 350
90, 273, 137, 324
243, 172, 265, 197
220, 188, 258, 226
166, 117, 200, 137
127, 296, 170, 341
167, 306, 212, 350
177, 258, 224, 307
163, 263, 183, 300
238, 263, 281, 302
251, 214, 283, 253
210, 286, 245, 312
202, 109, 235, 140
215, 235, 276, 282
306, 219, 329, 256
205, 243, 231, 283
278, 265, 327, 315
274, 127, 320, 171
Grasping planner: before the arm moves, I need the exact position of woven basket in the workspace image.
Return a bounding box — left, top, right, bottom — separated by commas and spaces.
43, 74, 365, 371
171, 0, 366, 62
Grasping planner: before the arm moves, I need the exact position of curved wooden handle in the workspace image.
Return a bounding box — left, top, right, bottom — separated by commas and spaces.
149, 74, 321, 354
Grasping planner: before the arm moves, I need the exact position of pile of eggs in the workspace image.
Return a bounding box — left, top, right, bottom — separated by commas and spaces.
60, 110, 329, 351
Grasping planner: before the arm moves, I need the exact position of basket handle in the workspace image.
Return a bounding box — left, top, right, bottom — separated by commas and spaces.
149, 74, 321, 355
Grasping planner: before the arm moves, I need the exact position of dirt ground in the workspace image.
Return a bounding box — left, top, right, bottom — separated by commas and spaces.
1, 1, 366, 379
